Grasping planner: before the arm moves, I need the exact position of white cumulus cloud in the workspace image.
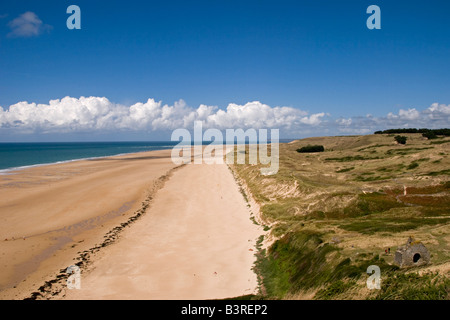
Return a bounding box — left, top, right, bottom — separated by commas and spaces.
7, 12, 52, 38
1, 97, 448, 138
334, 103, 450, 134
0, 97, 321, 134
398, 108, 420, 121
300, 112, 326, 125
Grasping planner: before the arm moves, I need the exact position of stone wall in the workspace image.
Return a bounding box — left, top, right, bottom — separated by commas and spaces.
394, 239, 430, 268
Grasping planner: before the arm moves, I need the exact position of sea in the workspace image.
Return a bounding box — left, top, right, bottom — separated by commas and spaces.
0, 141, 179, 173
0, 139, 294, 174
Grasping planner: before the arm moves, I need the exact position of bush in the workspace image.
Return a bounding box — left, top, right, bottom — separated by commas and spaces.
394, 135, 407, 145
297, 145, 325, 153
422, 131, 438, 139
407, 162, 419, 170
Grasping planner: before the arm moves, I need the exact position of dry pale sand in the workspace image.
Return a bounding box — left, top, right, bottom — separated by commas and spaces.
0, 149, 177, 299
63, 159, 263, 300
0, 147, 263, 300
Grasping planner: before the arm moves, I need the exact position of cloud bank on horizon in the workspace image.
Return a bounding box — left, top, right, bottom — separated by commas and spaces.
0, 97, 449, 139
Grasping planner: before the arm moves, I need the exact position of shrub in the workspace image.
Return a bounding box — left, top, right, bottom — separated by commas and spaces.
336, 167, 354, 173
422, 131, 438, 139
297, 145, 325, 153
407, 162, 419, 170
394, 135, 407, 145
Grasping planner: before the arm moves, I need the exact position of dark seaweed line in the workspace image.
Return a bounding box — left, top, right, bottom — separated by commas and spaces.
25, 164, 186, 300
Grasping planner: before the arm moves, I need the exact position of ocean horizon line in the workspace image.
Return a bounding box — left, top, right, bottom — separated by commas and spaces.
0, 140, 295, 173
0, 139, 295, 144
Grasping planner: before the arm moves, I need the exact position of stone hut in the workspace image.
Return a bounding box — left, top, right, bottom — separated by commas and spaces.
394, 237, 430, 268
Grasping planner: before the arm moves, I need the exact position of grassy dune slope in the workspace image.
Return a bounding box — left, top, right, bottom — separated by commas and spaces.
230, 133, 450, 300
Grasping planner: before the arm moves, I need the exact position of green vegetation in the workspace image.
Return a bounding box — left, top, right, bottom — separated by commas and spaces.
375, 128, 450, 136
407, 162, 419, 170
314, 280, 357, 300
357, 144, 391, 152
423, 169, 450, 176
422, 131, 438, 139
394, 135, 407, 145
431, 140, 450, 145
254, 230, 386, 297
231, 132, 450, 300
340, 216, 450, 235
296, 145, 325, 153
255, 230, 401, 299
386, 147, 432, 155
325, 155, 380, 162
372, 272, 449, 300
354, 175, 389, 182
336, 167, 354, 173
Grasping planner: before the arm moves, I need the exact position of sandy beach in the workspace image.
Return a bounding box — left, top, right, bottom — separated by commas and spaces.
0, 148, 262, 300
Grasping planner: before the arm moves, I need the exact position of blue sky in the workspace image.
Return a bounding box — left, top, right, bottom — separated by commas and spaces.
0, 0, 449, 141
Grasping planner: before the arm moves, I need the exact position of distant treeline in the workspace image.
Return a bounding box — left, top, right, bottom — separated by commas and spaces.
375, 128, 450, 137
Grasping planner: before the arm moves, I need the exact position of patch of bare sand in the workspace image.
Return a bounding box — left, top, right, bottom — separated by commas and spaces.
62, 161, 263, 300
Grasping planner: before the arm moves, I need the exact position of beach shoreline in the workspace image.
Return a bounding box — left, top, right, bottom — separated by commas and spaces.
0, 149, 179, 299
0, 146, 263, 300
0, 142, 178, 175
